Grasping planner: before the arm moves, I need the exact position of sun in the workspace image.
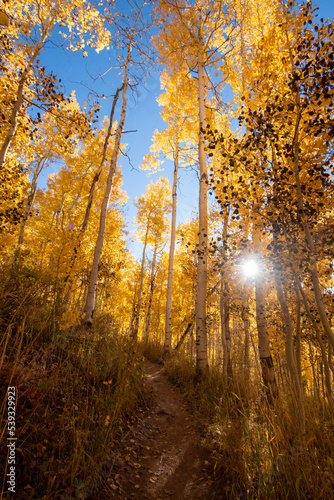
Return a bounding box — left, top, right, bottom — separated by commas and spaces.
242, 259, 259, 278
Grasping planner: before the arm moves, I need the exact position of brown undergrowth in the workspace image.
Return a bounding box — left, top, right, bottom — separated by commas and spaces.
144, 342, 334, 499
0, 329, 147, 499
0, 259, 147, 499
1, 329, 147, 499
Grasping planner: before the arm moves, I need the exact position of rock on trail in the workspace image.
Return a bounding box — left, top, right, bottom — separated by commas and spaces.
96, 361, 214, 499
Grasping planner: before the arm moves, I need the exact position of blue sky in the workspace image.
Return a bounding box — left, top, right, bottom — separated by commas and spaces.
37, 0, 334, 260
38, 0, 199, 259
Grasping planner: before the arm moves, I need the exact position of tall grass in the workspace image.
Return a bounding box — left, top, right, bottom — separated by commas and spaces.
0, 258, 147, 499
1, 327, 146, 499
146, 345, 334, 499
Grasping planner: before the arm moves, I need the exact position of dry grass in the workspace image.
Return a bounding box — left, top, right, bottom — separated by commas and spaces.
1, 328, 146, 499
151, 346, 334, 500
0, 258, 147, 499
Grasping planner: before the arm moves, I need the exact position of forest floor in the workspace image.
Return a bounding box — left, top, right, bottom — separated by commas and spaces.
95, 360, 216, 500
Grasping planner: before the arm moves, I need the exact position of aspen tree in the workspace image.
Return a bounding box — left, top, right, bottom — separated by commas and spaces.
206, 122, 280, 397
141, 126, 181, 349
165, 138, 179, 349
220, 211, 232, 382
133, 226, 149, 340
254, 267, 279, 399
80, 87, 123, 234
24, 134, 127, 332
143, 241, 162, 342
141, 66, 196, 350
234, 1, 334, 401
132, 177, 172, 340
281, 10, 334, 354
17, 97, 88, 248
242, 304, 250, 371
196, 23, 209, 373
84, 3, 146, 326
270, 144, 305, 420
0, 0, 110, 171
175, 218, 198, 343
155, 0, 234, 373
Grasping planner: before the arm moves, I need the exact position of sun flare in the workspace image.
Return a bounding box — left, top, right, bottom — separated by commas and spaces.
242, 259, 259, 278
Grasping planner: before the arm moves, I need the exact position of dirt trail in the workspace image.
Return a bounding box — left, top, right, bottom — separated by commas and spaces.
96, 361, 214, 499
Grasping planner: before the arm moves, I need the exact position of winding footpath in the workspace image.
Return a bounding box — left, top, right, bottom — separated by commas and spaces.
95, 361, 215, 499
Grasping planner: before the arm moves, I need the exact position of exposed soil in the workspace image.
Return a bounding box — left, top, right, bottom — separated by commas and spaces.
95, 361, 215, 499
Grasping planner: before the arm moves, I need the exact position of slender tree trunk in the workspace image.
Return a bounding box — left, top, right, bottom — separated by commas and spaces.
132, 226, 149, 341
293, 104, 334, 351
81, 86, 123, 233
129, 283, 138, 336
255, 274, 278, 400
164, 134, 179, 351
175, 322, 193, 351
242, 305, 250, 371
270, 142, 302, 407
155, 295, 161, 343
75, 278, 85, 312
219, 212, 232, 381
143, 243, 158, 342
220, 279, 232, 382
329, 345, 333, 388
272, 221, 304, 418
282, 224, 334, 407
83, 157, 117, 325
283, 25, 334, 352
308, 339, 318, 398
293, 272, 334, 409
0, 26, 51, 169
195, 31, 208, 374
220, 275, 227, 378
17, 158, 46, 248
62, 87, 123, 295
51, 194, 65, 248
214, 316, 220, 365
295, 283, 302, 385
84, 35, 133, 326
273, 264, 305, 426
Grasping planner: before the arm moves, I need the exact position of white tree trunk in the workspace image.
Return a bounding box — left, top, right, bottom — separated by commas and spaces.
84, 49, 131, 326
164, 134, 179, 351
175, 322, 193, 351
270, 142, 303, 407
0, 27, 50, 169
283, 25, 334, 353
51, 194, 65, 247
17, 158, 46, 248
81, 86, 123, 233
291, 266, 334, 409
274, 266, 305, 426
83, 2, 146, 327
195, 34, 208, 374
220, 279, 232, 382
132, 226, 149, 340
294, 283, 302, 385
242, 305, 250, 371
291, 95, 334, 352
219, 212, 231, 381
255, 274, 278, 400
143, 242, 158, 342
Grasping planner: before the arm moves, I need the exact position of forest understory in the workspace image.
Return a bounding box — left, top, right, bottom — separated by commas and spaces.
1, 317, 334, 499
